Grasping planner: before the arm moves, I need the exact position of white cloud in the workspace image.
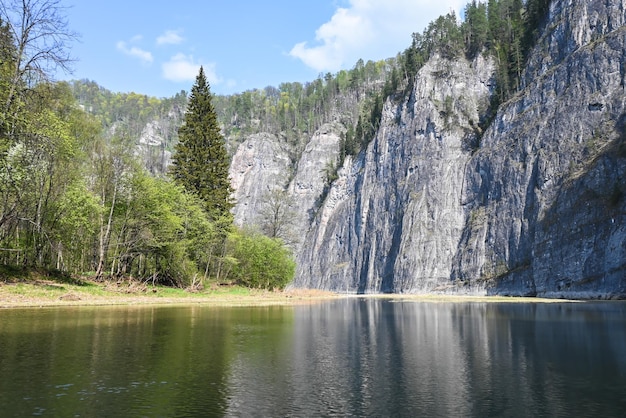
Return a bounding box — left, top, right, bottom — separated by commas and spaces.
162, 53, 221, 85
157, 30, 184, 46
291, 8, 371, 71
116, 39, 153, 64
289, 0, 465, 72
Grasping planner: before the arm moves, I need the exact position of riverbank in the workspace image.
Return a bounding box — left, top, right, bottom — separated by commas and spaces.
0, 277, 343, 308
0, 276, 578, 308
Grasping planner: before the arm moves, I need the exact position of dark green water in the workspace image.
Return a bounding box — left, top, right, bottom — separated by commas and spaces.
1, 299, 625, 417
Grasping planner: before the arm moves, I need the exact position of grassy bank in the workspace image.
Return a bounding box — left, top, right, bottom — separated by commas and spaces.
0, 266, 337, 308
0, 266, 574, 308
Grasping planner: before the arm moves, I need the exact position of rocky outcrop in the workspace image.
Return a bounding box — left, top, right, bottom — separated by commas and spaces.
286, 122, 344, 250
229, 124, 343, 253
293, 54, 494, 292
229, 0, 626, 298
452, 0, 626, 298
229, 133, 293, 227
134, 108, 183, 176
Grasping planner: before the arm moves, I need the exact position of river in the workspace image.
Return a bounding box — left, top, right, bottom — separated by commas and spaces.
1, 298, 625, 416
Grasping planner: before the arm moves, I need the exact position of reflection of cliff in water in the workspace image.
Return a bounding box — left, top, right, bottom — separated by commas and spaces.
278, 300, 626, 417
1, 301, 625, 416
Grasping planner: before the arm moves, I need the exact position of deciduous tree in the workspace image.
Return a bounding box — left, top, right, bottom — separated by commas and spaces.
0, 0, 78, 123
229, 228, 295, 290
258, 187, 298, 247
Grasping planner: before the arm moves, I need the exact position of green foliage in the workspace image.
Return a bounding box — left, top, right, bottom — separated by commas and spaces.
52, 181, 102, 273
171, 67, 234, 222
228, 229, 296, 290
69, 79, 187, 166
481, 0, 552, 123
0, 81, 90, 268
397, 12, 464, 91
211, 57, 392, 148
464, 0, 489, 59
0, 17, 17, 141
399, 33, 426, 91
323, 159, 339, 185
524, 0, 552, 48
118, 172, 189, 284
0, 56, 223, 288
424, 13, 464, 59
353, 92, 384, 150
342, 125, 359, 156
393, 0, 552, 126
89, 167, 218, 288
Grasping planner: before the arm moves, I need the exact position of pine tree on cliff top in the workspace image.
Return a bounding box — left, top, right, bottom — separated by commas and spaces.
171, 66, 233, 221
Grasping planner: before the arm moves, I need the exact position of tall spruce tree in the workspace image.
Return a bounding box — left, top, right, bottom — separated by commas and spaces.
171, 66, 233, 221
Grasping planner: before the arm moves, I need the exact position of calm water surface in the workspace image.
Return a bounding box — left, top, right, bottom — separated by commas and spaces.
0, 299, 625, 417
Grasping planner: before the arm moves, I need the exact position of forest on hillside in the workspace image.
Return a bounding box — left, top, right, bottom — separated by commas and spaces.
0, 0, 550, 289
71, 0, 550, 173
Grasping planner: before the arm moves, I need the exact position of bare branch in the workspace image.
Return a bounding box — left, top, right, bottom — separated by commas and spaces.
1, 0, 79, 120
2, 2, 77, 81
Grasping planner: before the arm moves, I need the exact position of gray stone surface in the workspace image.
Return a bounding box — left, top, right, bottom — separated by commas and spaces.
229, 133, 292, 227
453, 0, 626, 298
294, 53, 494, 293
230, 0, 626, 298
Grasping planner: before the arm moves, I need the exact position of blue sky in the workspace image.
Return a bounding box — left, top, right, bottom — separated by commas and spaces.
60, 0, 465, 98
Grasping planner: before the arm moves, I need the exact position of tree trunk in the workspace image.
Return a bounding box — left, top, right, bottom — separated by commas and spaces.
96, 183, 117, 280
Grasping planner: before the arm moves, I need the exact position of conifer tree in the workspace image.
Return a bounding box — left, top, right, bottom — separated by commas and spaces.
464, 0, 488, 59
171, 66, 233, 221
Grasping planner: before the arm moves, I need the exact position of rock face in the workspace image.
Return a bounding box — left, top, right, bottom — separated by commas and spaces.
230, 0, 626, 298
229, 133, 293, 227
134, 107, 184, 176
294, 54, 494, 293
229, 125, 343, 253
286, 122, 344, 249
452, 0, 626, 298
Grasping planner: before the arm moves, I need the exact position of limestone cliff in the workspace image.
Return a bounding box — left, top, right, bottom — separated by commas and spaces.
229, 133, 292, 227
452, 0, 626, 297
229, 124, 344, 253
230, 0, 626, 298
292, 53, 495, 293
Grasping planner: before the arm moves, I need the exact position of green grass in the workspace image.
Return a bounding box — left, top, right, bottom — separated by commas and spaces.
0, 264, 268, 304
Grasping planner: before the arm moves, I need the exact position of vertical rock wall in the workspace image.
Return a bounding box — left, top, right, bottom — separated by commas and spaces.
230, 0, 626, 298
453, 0, 626, 297
294, 55, 494, 292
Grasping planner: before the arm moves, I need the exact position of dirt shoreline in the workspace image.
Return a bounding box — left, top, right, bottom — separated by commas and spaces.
0, 282, 338, 309
0, 280, 577, 309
